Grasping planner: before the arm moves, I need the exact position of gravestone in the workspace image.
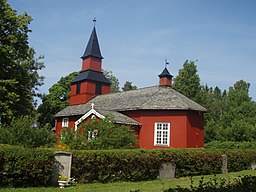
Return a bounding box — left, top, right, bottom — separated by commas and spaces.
221, 154, 228, 174
51, 151, 72, 186
159, 163, 176, 179
250, 161, 256, 170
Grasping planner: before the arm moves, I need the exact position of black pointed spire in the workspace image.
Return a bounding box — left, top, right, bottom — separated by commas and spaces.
158, 67, 173, 78
81, 26, 103, 59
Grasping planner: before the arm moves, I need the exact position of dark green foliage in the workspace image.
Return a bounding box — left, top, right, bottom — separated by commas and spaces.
37, 72, 78, 127
71, 148, 256, 183
173, 60, 201, 101
71, 149, 162, 183
164, 175, 256, 192
0, 145, 55, 187
174, 150, 223, 177
60, 116, 138, 150
0, 155, 3, 183
195, 80, 256, 143
0, 0, 45, 124
0, 116, 57, 148
103, 70, 120, 93
205, 141, 256, 150
122, 81, 137, 91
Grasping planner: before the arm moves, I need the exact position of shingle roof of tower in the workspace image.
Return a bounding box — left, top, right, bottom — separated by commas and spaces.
81, 27, 103, 59
55, 86, 207, 121
71, 70, 111, 85
158, 67, 173, 78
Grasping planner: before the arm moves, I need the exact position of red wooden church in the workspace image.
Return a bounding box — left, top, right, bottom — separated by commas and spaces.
55, 25, 206, 148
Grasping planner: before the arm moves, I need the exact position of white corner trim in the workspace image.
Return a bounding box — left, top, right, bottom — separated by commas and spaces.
75, 109, 105, 131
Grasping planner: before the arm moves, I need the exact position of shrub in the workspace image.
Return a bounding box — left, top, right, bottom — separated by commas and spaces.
205, 141, 256, 150
71, 149, 161, 183
164, 175, 256, 192
71, 149, 256, 184
0, 144, 55, 187
60, 115, 138, 150
0, 116, 57, 148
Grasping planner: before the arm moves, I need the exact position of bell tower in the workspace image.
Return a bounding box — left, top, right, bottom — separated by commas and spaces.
158, 60, 173, 87
70, 20, 111, 106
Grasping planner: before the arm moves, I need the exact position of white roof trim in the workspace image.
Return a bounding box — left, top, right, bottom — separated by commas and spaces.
75, 107, 105, 131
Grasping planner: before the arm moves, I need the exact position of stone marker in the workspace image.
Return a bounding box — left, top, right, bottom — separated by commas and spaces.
159, 163, 176, 179
52, 151, 72, 186
221, 154, 228, 174
250, 161, 256, 170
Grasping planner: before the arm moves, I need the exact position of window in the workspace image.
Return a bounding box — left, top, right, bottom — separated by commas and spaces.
95, 83, 102, 95
76, 83, 81, 94
154, 122, 170, 146
88, 130, 98, 141
62, 118, 69, 128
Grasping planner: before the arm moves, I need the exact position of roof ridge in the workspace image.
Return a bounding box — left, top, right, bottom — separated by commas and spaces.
138, 86, 160, 108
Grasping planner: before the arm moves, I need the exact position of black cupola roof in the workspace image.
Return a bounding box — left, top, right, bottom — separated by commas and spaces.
158, 67, 173, 78
81, 26, 103, 59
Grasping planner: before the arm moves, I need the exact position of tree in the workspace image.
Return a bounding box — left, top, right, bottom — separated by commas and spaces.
0, 116, 56, 148
103, 70, 120, 93
203, 80, 256, 142
122, 81, 137, 91
37, 72, 78, 127
0, 0, 44, 124
173, 60, 201, 101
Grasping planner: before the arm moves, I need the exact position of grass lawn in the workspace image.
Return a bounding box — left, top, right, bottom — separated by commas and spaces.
0, 170, 255, 192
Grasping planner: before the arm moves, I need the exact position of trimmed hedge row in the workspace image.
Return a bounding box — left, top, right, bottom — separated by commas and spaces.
0, 145, 55, 187
205, 141, 256, 150
0, 145, 255, 187
71, 149, 256, 183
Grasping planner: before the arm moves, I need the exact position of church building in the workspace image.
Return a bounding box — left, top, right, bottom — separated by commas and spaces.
55, 24, 206, 148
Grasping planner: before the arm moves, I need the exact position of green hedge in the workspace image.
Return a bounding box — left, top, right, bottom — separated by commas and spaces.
0, 145, 255, 187
71, 149, 256, 183
205, 141, 256, 150
0, 145, 55, 187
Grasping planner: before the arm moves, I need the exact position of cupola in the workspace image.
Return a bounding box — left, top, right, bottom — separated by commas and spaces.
158, 60, 173, 87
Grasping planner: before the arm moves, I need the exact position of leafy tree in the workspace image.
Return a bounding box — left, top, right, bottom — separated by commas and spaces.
0, 116, 56, 148
60, 115, 138, 150
203, 80, 256, 142
37, 72, 78, 127
103, 70, 120, 93
122, 81, 137, 91
0, 0, 44, 124
173, 60, 200, 101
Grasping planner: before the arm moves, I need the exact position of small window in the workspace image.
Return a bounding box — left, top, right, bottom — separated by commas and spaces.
154, 122, 170, 146
88, 130, 98, 141
95, 83, 102, 95
62, 118, 69, 128
76, 83, 81, 94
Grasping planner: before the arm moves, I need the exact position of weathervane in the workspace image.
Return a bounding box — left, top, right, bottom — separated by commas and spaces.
93, 17, 96, 26
165, 59, 169, 68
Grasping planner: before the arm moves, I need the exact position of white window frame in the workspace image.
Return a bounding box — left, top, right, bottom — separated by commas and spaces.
154, 122, 170, 147
62, 117, 69, 128
88, 130, 98, 141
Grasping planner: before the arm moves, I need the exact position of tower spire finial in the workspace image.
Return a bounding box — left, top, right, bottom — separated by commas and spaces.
165, 59, 169, 68
93, 17, 96, 27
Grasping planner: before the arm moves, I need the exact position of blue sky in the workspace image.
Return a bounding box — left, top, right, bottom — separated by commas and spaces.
8, 0, 256, 100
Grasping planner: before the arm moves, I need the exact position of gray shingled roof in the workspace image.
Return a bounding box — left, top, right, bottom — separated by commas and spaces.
55, 86, 207, 124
